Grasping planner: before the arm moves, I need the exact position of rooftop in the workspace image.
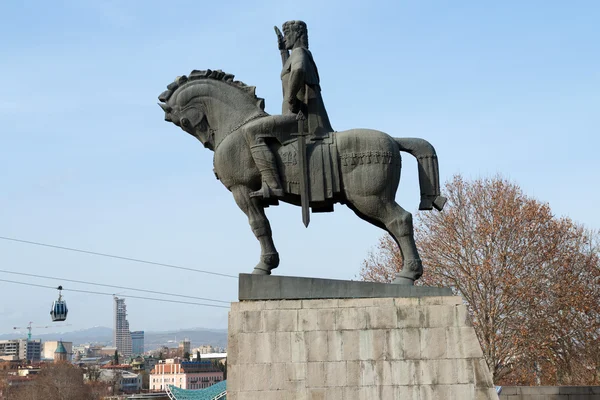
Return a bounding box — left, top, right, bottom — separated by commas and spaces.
166, 381, 227, 400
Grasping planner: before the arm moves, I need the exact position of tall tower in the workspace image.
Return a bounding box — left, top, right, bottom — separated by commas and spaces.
113, 296, 132, 359
131, 331, 145, 356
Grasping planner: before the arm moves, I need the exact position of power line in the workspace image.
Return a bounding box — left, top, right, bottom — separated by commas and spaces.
0, 278, 231, 309
0, 269, 231, 304
0, 236, 237, 279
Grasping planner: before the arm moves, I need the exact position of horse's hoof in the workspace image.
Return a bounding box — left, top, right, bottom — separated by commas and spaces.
392, 276, 415, 286
419, 195, 447, 212
433, 195, 447, 211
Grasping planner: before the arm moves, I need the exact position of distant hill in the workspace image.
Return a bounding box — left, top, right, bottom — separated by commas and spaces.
0, 326, 113, 344
0, 326, 227, 350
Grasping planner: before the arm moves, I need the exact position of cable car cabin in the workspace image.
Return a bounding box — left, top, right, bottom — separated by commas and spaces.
50, 286, 68, 322
50, 300, 68, 322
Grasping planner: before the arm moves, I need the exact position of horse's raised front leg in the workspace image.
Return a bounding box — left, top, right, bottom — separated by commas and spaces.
231, 185, 280, 275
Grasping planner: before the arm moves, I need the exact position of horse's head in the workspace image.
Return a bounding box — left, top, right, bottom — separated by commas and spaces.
158, 69, 266, 151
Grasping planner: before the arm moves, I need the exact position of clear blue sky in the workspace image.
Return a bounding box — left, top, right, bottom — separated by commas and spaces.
1, 1, 598, 336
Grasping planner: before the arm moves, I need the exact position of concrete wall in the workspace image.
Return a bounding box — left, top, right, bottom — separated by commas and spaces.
227, 296, 499, 399
499, 386, 600, 400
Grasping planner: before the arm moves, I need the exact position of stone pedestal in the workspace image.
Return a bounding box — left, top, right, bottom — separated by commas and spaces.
227, 275, 499, 400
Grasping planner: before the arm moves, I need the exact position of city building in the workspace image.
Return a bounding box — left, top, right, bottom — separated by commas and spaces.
131, 331, 144, 356
43, 340, 73, 361
113, 296, 132, 358
98, 369, 142, 393
194, 345, 217, 354
178, 339, 190, 357
0, 339, 42, 362
149, 359, 223, 391
54, 341, 68, 363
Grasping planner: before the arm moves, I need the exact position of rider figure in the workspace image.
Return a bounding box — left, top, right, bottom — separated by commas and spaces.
246, 20, 332, 200
246, 20, 445, 211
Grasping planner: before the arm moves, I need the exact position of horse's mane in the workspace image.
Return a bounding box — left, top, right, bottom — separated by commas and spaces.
158, 69, 265, 110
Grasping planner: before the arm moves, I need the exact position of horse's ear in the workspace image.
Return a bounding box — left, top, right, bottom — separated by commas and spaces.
158, 90, 172, 102
256, 98, 265, 110
158, 103, 172, 113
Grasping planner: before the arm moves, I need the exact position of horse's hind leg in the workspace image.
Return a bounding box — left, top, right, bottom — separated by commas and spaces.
231, 185, 280, 275
348, 196, 422, 285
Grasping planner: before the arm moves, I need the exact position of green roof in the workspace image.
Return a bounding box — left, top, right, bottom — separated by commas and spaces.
55, 341, 67, 354
167, 381, 226, 400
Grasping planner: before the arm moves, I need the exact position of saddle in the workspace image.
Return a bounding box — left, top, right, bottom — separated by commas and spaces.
275, 132, 341, 212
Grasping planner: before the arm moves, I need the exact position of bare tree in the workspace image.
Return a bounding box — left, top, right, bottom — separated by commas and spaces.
360, 175, 600, 385
10, 363, 98, 400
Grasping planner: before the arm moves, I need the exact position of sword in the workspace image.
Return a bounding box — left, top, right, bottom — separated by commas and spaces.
296, 108, 310, 227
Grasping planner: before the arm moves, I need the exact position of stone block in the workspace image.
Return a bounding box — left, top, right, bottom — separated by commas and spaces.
358, 360, 378, 386
396, 385, 421, 400
338, 297, 395, 308
420, 383, 475, 400
422, 305, 457, 327
394, 297, 420, 307
455, 304, 471, 326
386, 329, 403, 359
227, 333, 239, 364
307, 387, 343, 400
326, 330, 343, 361
265, 299, 302, 309
473, 359, 494, 388
336, 307, 368, 330
269, 362, 288, 390
305, 330, 328, 362
287, 362, 306, 381
236, 300, 267, 311
306, 362, 326, 387
229, 310, 243, 334
263, 309, 298, 332
298, 308, 336, 331
324, 361, 346, 387
446, 327, 484, 359
242, 310, 264, 332
367, 305, 397, 329
403, 328, 422, 359
273, 332, 292, 363
240, 363, 270, 391
341, 330, 360, 360
358, 329, 386, 361
291, 331, 306, 362
419, 296, 463, 306
421, 327, 447, 359
302, 299, 339, 309
477, 387, 500, 400
253, 332, 274, 363
397, 306, 422, 328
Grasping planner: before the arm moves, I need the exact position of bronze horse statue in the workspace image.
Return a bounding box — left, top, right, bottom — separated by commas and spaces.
158, 69, 445, 285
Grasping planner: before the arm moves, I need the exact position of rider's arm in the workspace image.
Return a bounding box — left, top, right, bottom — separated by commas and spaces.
287, 48, 309, 112
280, 49, 290, 66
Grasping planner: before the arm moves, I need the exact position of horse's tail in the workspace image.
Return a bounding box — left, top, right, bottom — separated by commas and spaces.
394, 138, 447, 211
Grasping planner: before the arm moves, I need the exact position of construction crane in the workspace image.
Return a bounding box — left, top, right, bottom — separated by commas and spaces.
13, 321, 71, 340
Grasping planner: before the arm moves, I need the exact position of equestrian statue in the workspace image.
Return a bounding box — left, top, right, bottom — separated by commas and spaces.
158, 20, 446, 285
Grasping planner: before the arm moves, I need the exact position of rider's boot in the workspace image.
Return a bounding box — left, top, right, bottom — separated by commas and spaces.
249, 140, 285, 200
417, 154, 447, 211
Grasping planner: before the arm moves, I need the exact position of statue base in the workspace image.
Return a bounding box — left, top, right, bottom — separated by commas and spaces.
227, 275, 499, 399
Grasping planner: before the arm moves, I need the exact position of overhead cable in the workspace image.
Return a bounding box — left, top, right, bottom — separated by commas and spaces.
0, 236, 237, 279
0, 278, 231, 309
0, 269, 231, 304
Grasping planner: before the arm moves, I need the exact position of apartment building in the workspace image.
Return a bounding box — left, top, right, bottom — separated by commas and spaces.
150, 359, 223, 391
